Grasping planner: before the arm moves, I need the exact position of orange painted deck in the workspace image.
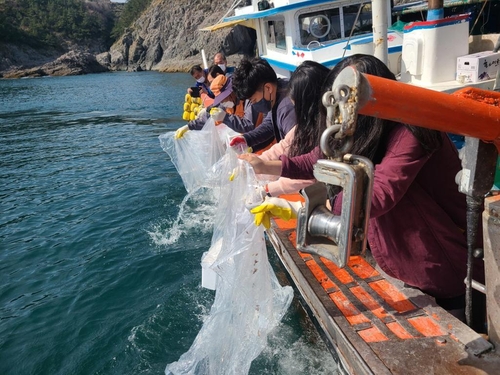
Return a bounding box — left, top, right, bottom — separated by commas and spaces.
266, 209, 500, 375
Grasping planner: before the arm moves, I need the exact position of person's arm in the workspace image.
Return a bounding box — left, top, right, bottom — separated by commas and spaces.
187, 110, 209, 130
276, 98, 296, 138
267, 177, 316, 197
260, 126, 296, 161
242, 112, 274, 149
222, 102, 257, 133
238, 154, 282, 175
279, 146, 321, 180
223, 115, 256, 133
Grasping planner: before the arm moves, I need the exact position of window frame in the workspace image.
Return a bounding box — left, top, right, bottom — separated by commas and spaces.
295, 2, 372, 49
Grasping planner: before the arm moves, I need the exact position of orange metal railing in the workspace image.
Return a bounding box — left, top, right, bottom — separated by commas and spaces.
358, 74, 500, 151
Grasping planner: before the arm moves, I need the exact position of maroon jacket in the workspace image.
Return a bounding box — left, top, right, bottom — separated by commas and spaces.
280, 125, 483, 299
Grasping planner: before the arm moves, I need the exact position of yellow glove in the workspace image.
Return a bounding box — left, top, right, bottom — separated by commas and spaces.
175, 125, 189, 139
209, 107, 226, 123
250, 197, 302, 229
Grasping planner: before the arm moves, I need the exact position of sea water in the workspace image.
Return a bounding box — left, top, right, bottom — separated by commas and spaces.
0, 72, 338, 374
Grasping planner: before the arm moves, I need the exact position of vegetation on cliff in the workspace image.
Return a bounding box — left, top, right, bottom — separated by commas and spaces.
0, 0, 235, 76
111, 0, 152, 40
0, 0, 115, 49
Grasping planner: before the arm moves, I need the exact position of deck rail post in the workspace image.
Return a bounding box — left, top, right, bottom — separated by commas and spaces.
483, 195, 500, 347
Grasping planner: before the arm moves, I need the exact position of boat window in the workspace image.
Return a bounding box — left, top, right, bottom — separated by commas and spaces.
343, 4, 372, 38
299, 9, 340, 47
266, 19, 287, 50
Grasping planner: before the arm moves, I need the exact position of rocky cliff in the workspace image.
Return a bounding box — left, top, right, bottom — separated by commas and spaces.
99, 0, 239, 72
0, 0, 239, 78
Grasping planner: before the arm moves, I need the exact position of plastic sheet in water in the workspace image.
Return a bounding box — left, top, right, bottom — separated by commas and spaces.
160, 123, 293, 375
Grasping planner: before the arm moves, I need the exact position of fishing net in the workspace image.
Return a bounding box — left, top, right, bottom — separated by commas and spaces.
159, 122, 293, 375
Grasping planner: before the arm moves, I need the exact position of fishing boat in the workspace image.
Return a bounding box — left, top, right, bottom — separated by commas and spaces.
206, 0, 499, 79
196, 0, 500, 373
206, 0, 405, 76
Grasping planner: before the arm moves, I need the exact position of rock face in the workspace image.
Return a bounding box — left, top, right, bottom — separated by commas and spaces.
1, 0, 240, 77
98, 0, 240, 72
2, 50, 109, 78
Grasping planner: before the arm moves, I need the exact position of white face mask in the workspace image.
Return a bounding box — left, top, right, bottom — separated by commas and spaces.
218, 64, 226, 71
196, 76, 205, 84
222, 101, 234, 109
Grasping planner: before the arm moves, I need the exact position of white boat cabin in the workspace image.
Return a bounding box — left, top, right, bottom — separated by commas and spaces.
224, 0, 403, 77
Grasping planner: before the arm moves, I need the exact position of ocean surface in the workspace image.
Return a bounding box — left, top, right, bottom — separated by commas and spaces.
0, 72, 338, 375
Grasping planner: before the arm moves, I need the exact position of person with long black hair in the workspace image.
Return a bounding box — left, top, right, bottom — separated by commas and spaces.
239, 54, 485, 323
255, 60, 329, 198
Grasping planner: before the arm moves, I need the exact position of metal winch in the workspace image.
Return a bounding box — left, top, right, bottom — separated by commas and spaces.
296, 68, 374, 268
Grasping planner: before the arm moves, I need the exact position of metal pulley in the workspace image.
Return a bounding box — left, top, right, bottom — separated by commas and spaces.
296, 68, 374, 268
296, 155, 373, 267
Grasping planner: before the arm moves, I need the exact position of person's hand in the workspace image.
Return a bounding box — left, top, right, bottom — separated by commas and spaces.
229, 135, 246, 147
175, 125, 189, 139
249, 197, 302, 229
209, 107, 226, 123
238, 153, 265, 173
238, 154, 282, 175
229, 135, 251, 154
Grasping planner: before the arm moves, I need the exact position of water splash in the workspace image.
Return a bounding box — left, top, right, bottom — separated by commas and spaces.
147, 189, 218, 247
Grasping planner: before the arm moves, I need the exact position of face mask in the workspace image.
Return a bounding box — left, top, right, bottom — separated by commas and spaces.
196, 76, 205, 84
218, 64, 226, 71
252, 87, 272, 113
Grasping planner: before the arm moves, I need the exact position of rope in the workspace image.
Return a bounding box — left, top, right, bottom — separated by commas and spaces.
469, 0, 489, 36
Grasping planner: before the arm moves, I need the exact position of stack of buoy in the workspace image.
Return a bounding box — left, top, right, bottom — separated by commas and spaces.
183, 94, 203, 121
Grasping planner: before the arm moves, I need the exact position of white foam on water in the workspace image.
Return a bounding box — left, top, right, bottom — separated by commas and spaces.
147, 189, 219, 247
258, 323, 340, 375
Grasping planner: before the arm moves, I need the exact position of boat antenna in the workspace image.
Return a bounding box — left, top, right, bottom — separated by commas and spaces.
216, 0, 244, 25
468, 0, 489, 36
342, 4, 364, 58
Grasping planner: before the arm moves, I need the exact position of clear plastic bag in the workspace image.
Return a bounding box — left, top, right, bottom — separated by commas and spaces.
161, 124, 293, 375
159, 119, 226, 193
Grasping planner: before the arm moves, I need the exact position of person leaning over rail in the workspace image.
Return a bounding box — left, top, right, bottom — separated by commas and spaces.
238, 54, 486, 327
175, 75, 263, 138
248, 60, 329, 201
229, 57, 297, 152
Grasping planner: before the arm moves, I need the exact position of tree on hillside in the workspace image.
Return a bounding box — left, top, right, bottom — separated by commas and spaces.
0, 0, 115, 48
111, 0, 152, 39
